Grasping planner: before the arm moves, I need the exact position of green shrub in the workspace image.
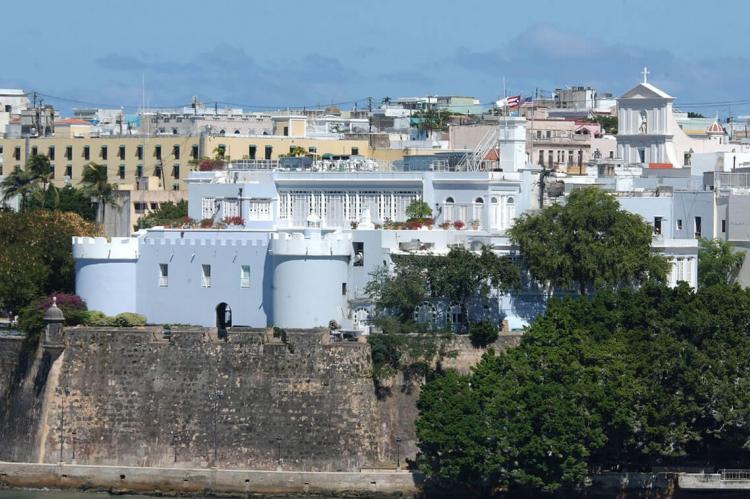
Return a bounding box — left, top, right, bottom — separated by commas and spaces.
468, 321, 498, 347
17, 293, 88, 340
112, 312, 147, 327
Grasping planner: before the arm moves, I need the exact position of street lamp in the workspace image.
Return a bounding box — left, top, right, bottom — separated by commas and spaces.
395, 437, 402, 471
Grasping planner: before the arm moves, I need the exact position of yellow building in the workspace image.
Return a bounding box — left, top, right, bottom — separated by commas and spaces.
0, 134, 372, 191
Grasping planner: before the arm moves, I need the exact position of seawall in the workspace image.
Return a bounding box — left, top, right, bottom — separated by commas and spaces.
0, 326, 521, 474
0, 461, 420, 497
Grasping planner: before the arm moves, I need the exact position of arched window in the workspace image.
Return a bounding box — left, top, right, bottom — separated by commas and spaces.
491, 197, 498, 204
353, 308, 370, 329
473, 197, 484, 223
219, 129, 226, 136
234, 129, 240, 135
447, 303, 463, 327
413, 302, 438, 326
507, 197, 514, 205
443, 197, 455, 223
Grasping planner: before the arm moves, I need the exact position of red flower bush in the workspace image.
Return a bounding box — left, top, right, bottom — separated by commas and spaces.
224, 216, 244, 226
197, 159, 226, 171
200, 218, 213, 228
453, 220, 465, 230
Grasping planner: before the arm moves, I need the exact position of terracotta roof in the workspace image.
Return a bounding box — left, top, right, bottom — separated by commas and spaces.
56, 118, 90, 125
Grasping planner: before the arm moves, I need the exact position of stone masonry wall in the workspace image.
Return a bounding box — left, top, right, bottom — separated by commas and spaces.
41, 328, 383, 471
0, 337, 23, 401
0, 327, 522, 472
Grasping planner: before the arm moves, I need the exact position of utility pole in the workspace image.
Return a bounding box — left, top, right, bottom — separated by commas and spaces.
368, 97, 373, 134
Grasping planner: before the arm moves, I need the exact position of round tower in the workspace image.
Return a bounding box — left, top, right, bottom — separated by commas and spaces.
270, 216, 351, 328
72, 237, 139, 315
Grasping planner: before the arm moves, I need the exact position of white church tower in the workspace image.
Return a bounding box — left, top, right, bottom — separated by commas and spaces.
616, 67, 680, 167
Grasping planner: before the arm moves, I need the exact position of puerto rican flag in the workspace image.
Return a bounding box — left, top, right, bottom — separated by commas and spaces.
496, 95, 521, 108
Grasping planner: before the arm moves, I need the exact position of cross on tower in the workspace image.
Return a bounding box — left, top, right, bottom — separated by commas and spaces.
641, 66, 650, 84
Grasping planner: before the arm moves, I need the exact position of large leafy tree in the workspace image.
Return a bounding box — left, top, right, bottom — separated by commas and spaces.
80, 162, 119, 224
416, 283, 750, 494
0, 211, 100, 313
0, 155, 57, 211
365, 246, 519, 330
698, 238, 745, 287
508, 187, 669, 294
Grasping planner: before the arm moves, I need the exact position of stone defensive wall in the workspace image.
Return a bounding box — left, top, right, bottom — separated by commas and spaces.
0, 326, 521, 492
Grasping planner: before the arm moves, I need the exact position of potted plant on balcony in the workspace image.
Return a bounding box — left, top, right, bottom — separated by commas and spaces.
453, 220, 465, 230
199, 218, 213, 228
471, 219, 480, 230
423, 218, 434, 230
224, 216, 244, 227
440, 222, 450, 230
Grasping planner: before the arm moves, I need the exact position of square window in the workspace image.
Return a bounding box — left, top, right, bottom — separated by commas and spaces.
240, 265, 251, 288
201, 264, 211, 288
351, 147, 359, 156
159, 264, 168, 287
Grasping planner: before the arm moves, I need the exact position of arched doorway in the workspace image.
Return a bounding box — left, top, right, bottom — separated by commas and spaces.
216, 302, 232, 330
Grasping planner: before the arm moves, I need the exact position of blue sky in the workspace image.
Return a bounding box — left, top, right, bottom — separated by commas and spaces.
6, 0, 750, 115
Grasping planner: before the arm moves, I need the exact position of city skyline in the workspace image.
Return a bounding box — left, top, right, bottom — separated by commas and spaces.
5, 0, 750, 115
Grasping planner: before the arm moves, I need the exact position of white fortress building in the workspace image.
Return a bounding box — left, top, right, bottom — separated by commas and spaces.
73, 108, 700, 332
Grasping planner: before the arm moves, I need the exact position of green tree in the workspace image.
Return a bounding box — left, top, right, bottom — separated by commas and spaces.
0, 211, 100, 314
80, 162, 119, 224
0, 165, 37, 210
416, 283, 750, 494
136, 199, 189, 229
366, 246, 518, 332
687, 112, 705, 118
405, 199, 432, 220
698, 238, 745, 287
27, 185, 96, 221
280, 146, 307, 158
509, 187, 669, 294
432, 246, 519, 332
591, 115, 618, 134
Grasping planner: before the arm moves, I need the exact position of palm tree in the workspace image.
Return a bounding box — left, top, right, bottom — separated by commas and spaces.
0, 166, 37, 210
80, 162, 119, 224
26, 155, 55, 209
